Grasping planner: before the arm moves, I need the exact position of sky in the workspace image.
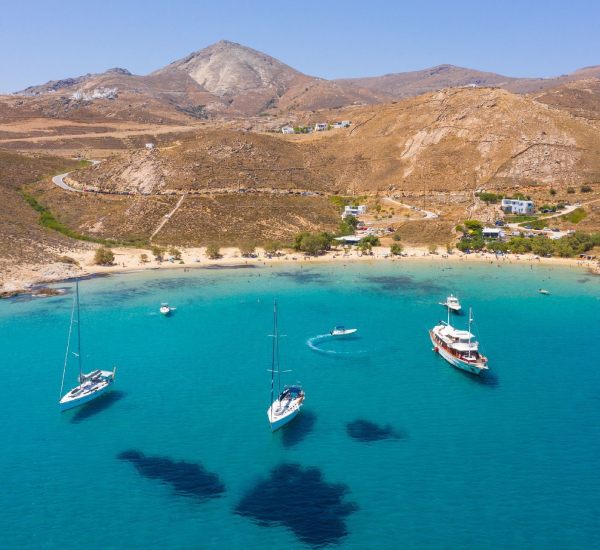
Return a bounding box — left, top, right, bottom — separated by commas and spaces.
1, 0, 599, 93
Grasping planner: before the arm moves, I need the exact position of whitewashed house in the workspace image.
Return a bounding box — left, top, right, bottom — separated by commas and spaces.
501, 198, 534, 214
145, 143, 155, 150
314, 122, 328, 131
342, 205, 368, 218
281, 126, 295, 134
482, 227, 505, 239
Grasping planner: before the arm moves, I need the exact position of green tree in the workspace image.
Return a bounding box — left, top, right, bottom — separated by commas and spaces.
168, 247, 182, 260
264, 241, 281, 255
463, 220, 483, 233
206, 244, 222, 259
151, 246, 164, 261
239, 243, 256, 257
94, 247, 114, 266
360, 235, 380, 247
338, 215, 359, 236
390, 242, 403, 255
530, 236, 554, 256
293, 232, 333, 255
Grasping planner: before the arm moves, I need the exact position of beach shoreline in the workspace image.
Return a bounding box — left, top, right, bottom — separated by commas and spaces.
2, 244, 598, 298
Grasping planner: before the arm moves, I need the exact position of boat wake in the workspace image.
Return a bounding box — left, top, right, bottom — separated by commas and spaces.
306, 334, 366, 357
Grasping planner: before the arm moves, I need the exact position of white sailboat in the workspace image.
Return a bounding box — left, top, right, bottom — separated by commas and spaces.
59, 280, 116, 411
267, 301, 305, 431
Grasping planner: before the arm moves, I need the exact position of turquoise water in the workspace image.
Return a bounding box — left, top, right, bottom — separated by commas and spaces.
1, 261, 599, 549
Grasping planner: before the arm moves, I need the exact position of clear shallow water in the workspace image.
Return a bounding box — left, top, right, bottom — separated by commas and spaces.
1, 261, 599, 549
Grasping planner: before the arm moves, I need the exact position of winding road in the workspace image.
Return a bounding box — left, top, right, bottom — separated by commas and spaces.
52, 160, 100, 192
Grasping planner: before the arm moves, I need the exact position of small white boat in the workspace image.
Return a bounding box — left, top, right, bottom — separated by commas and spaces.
267, 301, 305, 431
160, 303, 175, 315
330, 325, 358, 336
538, 289, 550, 295
59, 280, 117, 411
440, 294, 462, 312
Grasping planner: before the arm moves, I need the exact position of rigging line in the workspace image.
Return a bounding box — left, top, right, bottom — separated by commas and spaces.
59, 287, 77, 399
76, 279, 82, 380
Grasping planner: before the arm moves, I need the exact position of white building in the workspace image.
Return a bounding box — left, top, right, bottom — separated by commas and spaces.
145, 143, 155, 150
342, 205, 367, 218
281, 126, 294, 134
482, 227, 505, 239
501, 198, 534, 214
314, 122, 328, 131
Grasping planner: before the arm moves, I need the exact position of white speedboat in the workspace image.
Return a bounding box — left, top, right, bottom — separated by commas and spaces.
267, 301, 305, 431
429, 307, 488, 375
330, 326, 358, 336
538, 289, 550, 295
59, 280, 117, 411
440, 294, 462, 312
160, 303, 175, 315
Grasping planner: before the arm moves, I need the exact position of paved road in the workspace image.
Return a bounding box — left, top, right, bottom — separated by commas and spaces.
51, 160, 100, 192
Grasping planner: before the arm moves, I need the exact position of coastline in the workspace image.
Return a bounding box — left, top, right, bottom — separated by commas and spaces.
2, 245, 598, 298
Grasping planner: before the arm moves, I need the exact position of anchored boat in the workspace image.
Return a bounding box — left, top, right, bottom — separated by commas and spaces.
439, 294, 462, 313
429, 307, 488, 375
59, 280, 116, 411
160, 303, 175, 315
267, 301, 305, 431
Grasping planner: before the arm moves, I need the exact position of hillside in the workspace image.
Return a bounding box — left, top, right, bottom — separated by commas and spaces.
0, 151, 88, 287
20, 86, 595, 252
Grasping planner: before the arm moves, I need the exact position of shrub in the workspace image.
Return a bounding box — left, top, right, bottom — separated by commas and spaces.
94, 247, 114, 266
56, 255, 78, 265
292, 232, 333, 255
428, 244, 438, 254
549, 188, 557, 196
392, 231, 402, 241
140, 253, 149, 263
581, 185, 592, 193
206, 244, 222, 259
239, 243, 256, 257
446, 242, 453, 254
567, 187, 575, 194
168, 247, 182, 260
390, 243, 403, 255
264, 241, 281, 255
151, 246, 164, 261
476, 192, 503, 204
360, 235, 380, 247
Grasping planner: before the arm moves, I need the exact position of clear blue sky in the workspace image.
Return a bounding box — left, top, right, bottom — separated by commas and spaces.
1, 0, 599, 92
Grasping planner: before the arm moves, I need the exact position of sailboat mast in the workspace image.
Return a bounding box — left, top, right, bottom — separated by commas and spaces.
275, 302, 281, 400
270, 301, 276, 414
468, 307, 473, 359
76, 279, 82, 381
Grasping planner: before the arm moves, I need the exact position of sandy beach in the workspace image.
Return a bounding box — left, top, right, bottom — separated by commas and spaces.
2, 244, 598, 297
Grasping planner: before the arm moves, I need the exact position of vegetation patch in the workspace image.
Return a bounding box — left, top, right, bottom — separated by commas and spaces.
21, 191, 147, 247
561, 207, 587, 224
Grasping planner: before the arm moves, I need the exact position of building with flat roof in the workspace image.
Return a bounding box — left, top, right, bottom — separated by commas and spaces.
501, 198, 534, 214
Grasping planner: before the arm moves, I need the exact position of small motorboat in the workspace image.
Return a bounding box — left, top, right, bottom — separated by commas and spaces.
439, 294, 462, 312
160, 303, 175, 315
330, 326, 358, 337
538, 289, 550, 295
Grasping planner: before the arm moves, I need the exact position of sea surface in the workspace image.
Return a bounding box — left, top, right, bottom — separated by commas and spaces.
1, 261, 599, 549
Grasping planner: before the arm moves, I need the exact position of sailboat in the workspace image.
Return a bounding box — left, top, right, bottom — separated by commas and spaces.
429, 306, 488, 375
266, 301, 305, 431
59, 279, 116, 411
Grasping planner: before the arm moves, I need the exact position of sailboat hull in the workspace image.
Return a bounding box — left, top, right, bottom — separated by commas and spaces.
268, 407, 301, 431
60, 372, 115, 411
